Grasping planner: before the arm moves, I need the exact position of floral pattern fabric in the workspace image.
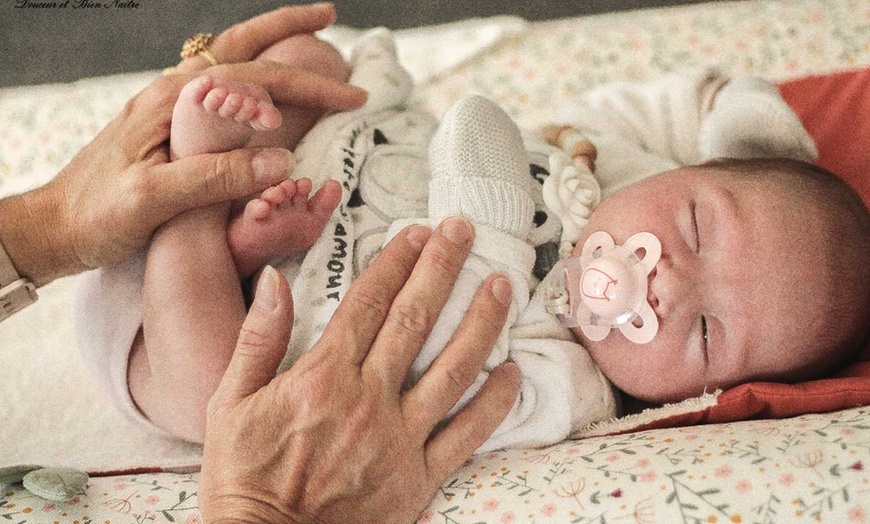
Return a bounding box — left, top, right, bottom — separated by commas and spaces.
417, 0, 870, 127
2, 408, 870, 523
1, 0, 869, 522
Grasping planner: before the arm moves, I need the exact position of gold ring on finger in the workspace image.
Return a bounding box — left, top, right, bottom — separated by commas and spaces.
180, 33, 219, 66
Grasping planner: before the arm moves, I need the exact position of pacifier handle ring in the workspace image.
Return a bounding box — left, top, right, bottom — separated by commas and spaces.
617, 302, 659, 344
580, 324, 610, 342
622, 232, 661, 274
581, 230, 615, 258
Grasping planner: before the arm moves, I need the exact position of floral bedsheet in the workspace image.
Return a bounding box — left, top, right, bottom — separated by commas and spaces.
3, 408, 870, 523
2, 0, 869, 522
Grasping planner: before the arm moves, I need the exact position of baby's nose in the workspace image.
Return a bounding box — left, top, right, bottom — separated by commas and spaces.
648, 257, 695, 315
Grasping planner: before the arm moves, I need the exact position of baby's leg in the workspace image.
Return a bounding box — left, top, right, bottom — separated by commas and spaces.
130, 202, 245, 443
130, 177, 339, 441
134, 77, 283, 440
131, 36, 349, 441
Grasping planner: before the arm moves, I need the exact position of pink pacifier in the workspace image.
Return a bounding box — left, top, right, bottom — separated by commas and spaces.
546, 231, 661, 344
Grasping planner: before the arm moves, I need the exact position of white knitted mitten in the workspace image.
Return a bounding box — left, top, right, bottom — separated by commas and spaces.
428, 95, 535, 239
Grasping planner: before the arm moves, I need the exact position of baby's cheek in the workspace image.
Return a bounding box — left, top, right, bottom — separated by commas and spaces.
582, 333, 695, 402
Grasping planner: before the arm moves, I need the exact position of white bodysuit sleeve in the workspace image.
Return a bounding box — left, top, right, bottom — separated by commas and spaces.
549, 69, 816, 196
698, 77, 817, 162
481, 271, 619, 453
550, 69, 720, 195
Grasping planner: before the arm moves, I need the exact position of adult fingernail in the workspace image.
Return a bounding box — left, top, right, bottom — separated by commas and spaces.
253, 265, 280, 312
406, 225, 432, 250
253, 149, 295, 184
441, 217, 473, 246
491, 277, 513, 307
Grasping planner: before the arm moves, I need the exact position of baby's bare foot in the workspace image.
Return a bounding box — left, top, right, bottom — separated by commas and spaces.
228, 178, 342, 278
169, 75, 283, 160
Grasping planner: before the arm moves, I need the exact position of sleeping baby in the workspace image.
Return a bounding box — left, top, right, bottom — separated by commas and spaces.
75, 30, 870, 451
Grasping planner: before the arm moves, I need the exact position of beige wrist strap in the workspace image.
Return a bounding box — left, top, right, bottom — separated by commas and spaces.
0, 237, 37, 321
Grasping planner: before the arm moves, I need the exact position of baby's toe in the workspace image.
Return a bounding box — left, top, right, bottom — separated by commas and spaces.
253, 103, 282, 131
261, 185, 286, 205
179, 75, 215, 106
295, 178, 313, 197
245, 199, 272, 221
310, 180, 343, 213
203, 85, 230, 113
277, 179, 297, 198
219, 93, 245, 118
234, 97, 259, 125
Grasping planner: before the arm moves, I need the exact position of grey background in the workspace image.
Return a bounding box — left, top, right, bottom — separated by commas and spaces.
1, 0, 713, 87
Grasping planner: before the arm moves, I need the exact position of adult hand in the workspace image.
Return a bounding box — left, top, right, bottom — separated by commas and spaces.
0, 3, 367, 285
200, 218, 522, 524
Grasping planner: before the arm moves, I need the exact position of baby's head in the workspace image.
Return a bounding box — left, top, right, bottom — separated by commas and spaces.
567, 158, 870, 403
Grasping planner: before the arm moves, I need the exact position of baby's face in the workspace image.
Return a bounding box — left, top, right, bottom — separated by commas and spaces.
571, 166, 835, 403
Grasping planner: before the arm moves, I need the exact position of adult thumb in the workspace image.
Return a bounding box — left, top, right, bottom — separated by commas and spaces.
215, 265, 294, 403
150, 148, 295, 222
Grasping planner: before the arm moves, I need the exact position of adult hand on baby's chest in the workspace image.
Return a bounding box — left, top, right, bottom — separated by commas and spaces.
200, 219, 520, 524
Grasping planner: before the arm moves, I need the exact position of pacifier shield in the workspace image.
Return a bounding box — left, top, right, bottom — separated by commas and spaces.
545, 231, 661, 344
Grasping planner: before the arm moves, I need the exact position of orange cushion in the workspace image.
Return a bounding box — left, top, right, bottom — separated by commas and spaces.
641, 68, 870, 429
778, 68, 870, 208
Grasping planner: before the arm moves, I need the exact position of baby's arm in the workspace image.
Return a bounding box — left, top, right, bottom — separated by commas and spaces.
550, 69, 723, 166
484, 271, 618, 452
540, 69, 816, 197
567, 69, 813, 164
534, 70, 722, 196
698, 76, 817, 162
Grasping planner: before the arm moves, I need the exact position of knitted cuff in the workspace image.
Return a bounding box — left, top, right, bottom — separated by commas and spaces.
429, 176, 535, 238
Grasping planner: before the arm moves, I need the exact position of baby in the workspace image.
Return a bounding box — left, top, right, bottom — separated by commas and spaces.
76, 30, 870, 451
569, 156, 870, 404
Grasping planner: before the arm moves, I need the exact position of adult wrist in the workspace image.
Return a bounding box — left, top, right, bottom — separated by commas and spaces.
0, 183, 74, 286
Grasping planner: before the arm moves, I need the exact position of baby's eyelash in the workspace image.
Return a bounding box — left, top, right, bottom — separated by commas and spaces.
690, 202, 700, 252
701, 315, 709, 363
